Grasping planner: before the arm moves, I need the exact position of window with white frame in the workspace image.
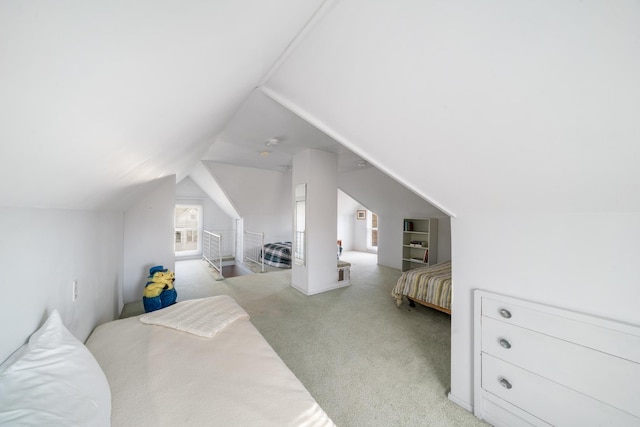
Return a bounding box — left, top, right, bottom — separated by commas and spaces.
367, 211, 378, 251
175, 204, 202, 255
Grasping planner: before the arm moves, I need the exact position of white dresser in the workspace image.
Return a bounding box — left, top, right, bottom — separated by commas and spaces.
474, 290, 640, 426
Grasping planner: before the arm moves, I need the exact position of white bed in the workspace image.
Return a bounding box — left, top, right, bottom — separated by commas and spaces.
0, 297, 332, 426
85, 296, 334, 427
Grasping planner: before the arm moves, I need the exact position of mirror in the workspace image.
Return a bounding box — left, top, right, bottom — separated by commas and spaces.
294, 183, 306, 265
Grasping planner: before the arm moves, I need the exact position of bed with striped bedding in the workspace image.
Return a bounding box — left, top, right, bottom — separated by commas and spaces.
262, 242, 292, 268
391, 261, 452, 314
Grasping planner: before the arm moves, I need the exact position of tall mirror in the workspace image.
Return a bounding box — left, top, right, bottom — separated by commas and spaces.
294, 183, 306, 265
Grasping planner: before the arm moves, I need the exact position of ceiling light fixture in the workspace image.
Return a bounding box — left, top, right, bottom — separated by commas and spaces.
259, 150, 271, 157
265, 138, 279, 147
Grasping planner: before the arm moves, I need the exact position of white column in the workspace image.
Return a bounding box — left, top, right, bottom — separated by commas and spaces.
291, 149, 342, 295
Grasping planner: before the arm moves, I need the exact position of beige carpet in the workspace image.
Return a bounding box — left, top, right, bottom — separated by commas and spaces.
121, 252, 486, 426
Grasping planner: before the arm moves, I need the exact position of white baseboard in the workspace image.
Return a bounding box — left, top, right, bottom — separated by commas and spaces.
291, 281, 350, 296
448, 392, 473, 412
291, 283, 310, 295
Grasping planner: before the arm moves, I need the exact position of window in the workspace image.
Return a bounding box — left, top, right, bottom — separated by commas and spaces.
175, 204, 202, 255
367, 211, 378, 251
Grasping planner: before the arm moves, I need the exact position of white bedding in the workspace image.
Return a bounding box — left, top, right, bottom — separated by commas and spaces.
86, 300, 334, 427
139, 295, 250, 337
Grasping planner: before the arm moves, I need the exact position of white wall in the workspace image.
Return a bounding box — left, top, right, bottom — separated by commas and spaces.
207, 162, 292, 243
176, 176, 235, 255
122, 176, 176, 303
338, 167, 450, 269
264, 0, 640, 412
337, 190, 359, 251
336, 191, 377, 255
190, 161, 241, 221
177, 176, 234, 232
0, 207, 123, 363
450, 213, 640, 407
352, 206, 369, 252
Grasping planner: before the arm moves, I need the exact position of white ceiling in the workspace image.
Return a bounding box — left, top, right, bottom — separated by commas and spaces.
1, 0, 638, 216
0, 0, 329, 210
264, 0, 640, 215
201, 89, 370, 173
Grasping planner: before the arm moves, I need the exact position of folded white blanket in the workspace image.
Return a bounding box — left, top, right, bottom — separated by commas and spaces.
139, 295, 250, 338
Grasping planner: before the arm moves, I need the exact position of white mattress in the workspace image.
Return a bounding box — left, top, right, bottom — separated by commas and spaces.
86, 313, 334, 427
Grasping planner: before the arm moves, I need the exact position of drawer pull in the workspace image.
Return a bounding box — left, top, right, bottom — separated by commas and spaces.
498, 338, 512, 349
499, 308, 512, 319
499, 378, 512, 389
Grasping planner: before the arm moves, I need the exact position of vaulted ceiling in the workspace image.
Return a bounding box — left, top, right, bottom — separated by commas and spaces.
0, 0, 332, 210
201, 89, 370, 174
1, 1, 638, 216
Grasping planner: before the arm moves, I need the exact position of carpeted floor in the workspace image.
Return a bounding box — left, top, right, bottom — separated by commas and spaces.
121, 252, 486, 426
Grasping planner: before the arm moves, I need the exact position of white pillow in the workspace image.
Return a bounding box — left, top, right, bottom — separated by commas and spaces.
0, 310, 111, 426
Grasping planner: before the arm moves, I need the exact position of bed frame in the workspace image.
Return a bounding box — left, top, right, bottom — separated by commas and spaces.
407, 296, 451, 315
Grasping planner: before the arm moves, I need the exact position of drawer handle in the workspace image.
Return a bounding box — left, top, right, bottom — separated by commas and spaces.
499, 308, 512, 319
499, 378, 512, 389
498, 338, 512, 349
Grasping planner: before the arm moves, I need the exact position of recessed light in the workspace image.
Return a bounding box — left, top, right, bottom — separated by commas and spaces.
265, 138, 279, 147
260, 151, 271, 157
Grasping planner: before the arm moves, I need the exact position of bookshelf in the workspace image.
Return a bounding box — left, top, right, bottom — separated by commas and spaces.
402, 218, 438, 272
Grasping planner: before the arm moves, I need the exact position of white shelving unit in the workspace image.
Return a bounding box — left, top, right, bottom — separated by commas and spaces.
402, 218, 438, 272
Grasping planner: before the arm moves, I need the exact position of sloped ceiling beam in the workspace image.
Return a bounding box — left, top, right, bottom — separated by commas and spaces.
189, 162, 240, 220
263, 0, 640, 215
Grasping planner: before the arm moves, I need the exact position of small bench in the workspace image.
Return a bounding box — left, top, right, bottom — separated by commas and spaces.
337, 260, 351, 285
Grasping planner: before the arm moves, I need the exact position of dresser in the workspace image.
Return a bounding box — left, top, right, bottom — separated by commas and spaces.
474, 290, 640, 426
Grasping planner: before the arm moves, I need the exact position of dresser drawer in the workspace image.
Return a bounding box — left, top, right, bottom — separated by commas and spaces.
474, 290, 640, 427
481, 316, 640, 418
481, 353, 640, 426
481, 295, 640, 362
477, 397, 549, 427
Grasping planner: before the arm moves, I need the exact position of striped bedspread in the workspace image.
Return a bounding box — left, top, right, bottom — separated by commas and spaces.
262, 242, 292, 268
392, 261, 452, 311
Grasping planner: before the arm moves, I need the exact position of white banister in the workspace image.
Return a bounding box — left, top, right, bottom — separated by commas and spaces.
203, 230, 224, 280
243, 230, 264, 273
